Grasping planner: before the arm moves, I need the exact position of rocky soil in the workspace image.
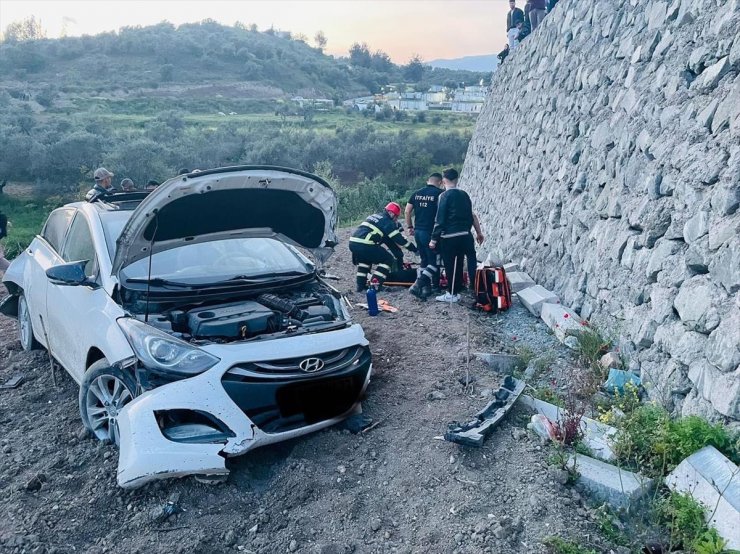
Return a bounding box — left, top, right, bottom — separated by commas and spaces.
0, 230, 626, 554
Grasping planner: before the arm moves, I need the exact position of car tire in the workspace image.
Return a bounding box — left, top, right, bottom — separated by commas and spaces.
17, 293, 39, 351
79, 359, 137, 446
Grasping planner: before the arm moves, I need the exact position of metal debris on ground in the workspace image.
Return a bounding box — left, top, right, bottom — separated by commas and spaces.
338, 413, 374, 434
444, 376, 525, 447
154, 493, 183, 524
0, 374, 24, 390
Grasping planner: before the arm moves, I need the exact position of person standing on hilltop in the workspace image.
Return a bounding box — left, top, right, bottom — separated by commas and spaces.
429, 168, 484, 303
506, 0, 525, 32
85, 167, 115, 200
529, 0, 547, 30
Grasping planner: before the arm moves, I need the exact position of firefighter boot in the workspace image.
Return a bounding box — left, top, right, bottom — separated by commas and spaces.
356, 264, 370, 292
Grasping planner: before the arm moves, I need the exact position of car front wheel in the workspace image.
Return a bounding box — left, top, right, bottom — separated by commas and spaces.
17, 294, 38, 351
79, 359, 137, 445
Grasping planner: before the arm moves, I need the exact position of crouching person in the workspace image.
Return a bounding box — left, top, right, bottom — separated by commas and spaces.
349, 202, 417, 292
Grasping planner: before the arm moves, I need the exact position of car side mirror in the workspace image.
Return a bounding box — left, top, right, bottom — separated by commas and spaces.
46, 261, 99, 288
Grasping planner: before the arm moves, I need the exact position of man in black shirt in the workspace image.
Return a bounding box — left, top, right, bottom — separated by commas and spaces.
429, 168, 484, 303
349, 202, 418, 292
406, 173, 443, 300
507, 0, 525, 31
405, 172, 443, 270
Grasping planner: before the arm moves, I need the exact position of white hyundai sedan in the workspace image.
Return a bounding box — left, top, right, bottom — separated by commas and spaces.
1, 166, 372, 488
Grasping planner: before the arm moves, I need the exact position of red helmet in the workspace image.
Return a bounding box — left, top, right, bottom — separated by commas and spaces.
385, 202, 402, 217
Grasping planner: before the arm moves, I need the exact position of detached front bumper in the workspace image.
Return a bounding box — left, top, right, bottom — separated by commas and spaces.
116, 325, 371, 488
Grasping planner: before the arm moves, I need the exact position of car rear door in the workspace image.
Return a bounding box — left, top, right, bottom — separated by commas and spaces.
46, 211, 106, 382
25, 208, 75, 349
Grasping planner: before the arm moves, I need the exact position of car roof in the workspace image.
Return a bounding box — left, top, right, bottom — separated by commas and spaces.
88, 191, 151, 212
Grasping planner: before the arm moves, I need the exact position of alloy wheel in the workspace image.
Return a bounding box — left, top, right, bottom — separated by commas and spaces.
84, 374, 134, 444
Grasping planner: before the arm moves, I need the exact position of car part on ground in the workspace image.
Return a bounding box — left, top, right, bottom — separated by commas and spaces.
444, 376, 525, 447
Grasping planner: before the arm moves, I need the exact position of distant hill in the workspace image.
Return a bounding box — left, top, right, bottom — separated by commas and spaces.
0, 21, 490, 101
429, 54, 499, 73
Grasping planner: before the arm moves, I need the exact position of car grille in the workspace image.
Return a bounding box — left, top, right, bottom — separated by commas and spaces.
221, 346, 372, 434
224, 345, 367, 379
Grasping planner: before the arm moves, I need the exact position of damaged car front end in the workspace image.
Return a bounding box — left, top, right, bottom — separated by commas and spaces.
2, 166, 372, 488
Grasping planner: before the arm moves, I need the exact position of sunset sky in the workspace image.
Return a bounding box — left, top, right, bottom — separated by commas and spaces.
0, 0, 510, 62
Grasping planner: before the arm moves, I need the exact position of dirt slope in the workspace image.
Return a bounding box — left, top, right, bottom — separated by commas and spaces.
0, 230, 622, 554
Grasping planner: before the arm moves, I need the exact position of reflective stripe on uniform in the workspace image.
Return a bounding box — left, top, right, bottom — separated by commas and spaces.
349, 236, 376, 245
422, 267, 437, 279
388, 229, 400, 238
373, 263, 392, 279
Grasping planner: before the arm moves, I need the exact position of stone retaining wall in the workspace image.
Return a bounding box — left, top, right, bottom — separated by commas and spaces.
462, 0, 740, 422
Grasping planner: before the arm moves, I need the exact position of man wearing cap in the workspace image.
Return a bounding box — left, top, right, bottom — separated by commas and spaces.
349, 202, 417, 292
85, 167, 115, 200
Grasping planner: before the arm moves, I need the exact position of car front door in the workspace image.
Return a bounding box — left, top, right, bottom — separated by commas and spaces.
46, 211, 105, 382
24, 208, 75, 349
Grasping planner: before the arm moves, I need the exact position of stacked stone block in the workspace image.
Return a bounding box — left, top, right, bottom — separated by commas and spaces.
464, 0, 740, 421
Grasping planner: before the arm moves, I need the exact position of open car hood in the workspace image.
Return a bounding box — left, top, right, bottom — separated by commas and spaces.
111, 166, 338, 275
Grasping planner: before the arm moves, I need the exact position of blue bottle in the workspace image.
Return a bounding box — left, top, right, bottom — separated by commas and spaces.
366, 286, 379, 316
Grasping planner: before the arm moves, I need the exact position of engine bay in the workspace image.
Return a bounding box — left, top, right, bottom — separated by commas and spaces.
139, 286, 347, 342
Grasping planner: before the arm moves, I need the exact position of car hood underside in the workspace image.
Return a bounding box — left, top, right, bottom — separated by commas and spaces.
111, 166, 339, 274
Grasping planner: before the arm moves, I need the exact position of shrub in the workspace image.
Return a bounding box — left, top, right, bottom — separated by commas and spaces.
575, 326, 611, 374
615, 405, 739, 476
543, 537, 599, 554
655, 491, 732, 553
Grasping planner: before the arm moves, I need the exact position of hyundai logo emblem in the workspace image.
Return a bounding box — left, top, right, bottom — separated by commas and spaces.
299, 357, 325, 373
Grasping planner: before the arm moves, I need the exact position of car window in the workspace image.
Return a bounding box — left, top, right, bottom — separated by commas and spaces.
99, 211, 132, 260
42, 208, 75, 254
61, 213, 98, 277
120, 237, 311, 282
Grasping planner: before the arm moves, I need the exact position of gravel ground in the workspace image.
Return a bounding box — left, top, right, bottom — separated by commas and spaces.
0, 229, 625, 554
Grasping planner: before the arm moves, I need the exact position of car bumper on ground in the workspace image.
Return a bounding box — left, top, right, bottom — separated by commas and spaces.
116, 324, 371, 488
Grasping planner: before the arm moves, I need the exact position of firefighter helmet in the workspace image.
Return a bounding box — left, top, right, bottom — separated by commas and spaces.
385, 202, 402, 217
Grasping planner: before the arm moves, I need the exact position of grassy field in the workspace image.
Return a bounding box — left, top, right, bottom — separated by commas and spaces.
0, 195, 58, 259
45, 105, 476, 136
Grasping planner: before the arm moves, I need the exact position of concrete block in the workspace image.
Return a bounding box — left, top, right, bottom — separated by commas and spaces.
503, 262, 519, 273
506, 271, 536, 293
568, 454, 655, 511
665, 446, 740, 549
541, 303, 584, 342
518, 285, 560, 316
600, 352, 621, 370
520, 395, 617, 461
474, 352, 525, 374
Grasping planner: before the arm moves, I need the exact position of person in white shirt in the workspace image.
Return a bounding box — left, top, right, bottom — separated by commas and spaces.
508, 21, 522, 50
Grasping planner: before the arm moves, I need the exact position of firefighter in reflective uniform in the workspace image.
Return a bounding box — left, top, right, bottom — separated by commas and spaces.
349, 202, 418, 292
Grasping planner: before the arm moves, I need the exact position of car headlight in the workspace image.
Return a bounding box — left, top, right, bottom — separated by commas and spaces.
117, 318, 220, 377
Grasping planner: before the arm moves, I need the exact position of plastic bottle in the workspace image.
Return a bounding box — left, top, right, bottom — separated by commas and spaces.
366, 286, 379, 316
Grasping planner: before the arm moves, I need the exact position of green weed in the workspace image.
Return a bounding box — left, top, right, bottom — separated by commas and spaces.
595, 506, 630, 547
615, 404, 740, 476
575, 326, 611, 374
533, 387, 565, 408
543, 536, 599, 554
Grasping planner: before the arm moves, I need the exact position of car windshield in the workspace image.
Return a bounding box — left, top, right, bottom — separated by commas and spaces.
100, 211, 132, 260
120, 237, 311, 283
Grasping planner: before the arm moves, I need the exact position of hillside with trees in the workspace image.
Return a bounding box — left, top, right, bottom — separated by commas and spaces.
0, 19, 488, 251
0, 19, 489, 100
